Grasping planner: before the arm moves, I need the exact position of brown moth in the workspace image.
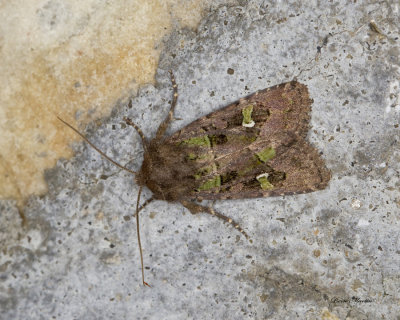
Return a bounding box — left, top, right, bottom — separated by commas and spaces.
59, 71, 330, 286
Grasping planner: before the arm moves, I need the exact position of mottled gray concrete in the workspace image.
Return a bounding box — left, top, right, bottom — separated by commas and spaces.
1, 1, 400, 319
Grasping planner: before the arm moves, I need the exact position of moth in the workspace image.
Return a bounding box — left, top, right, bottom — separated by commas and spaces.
59, 71, 330, 286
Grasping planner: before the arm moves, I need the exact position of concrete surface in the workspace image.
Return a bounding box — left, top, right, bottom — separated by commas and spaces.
1, 1, 400, 319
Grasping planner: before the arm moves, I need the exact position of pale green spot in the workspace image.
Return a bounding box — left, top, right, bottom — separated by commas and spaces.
256, 147, 276, 163
257, 174, 274, 190
238, 135, 257, 143
197, 175, 221, 191
187, 153, 197, 160
181, 135, 211, 147
242, 105, 255, 127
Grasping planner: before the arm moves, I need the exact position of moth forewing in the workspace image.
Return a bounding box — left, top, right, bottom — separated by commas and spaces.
165, 81, 330, 201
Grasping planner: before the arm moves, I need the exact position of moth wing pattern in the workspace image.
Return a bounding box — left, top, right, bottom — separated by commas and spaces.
162, 81, 330, 201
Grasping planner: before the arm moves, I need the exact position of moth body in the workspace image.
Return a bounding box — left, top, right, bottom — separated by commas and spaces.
136, 80, 330, 205
60, 72, 331, 286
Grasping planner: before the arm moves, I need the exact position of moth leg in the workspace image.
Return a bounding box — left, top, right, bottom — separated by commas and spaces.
180, 200, 250, 241
123, 117, 147, 147
132, 197, 154, 218
156, 70, 178, 139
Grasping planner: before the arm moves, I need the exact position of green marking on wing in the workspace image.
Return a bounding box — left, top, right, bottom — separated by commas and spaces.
255, 147, 276, 163
237, 134, 257, 143
197, 175, 221, 191
187, 153, 197, 160
183, 134, 256, 153
242, 105, 255, 127
256, 174, 274, 190
181, 135, 211, 147
235, 147, 277, 178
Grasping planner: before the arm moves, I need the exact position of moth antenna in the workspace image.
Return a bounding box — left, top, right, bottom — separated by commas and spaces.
123, 117, 148, 150
57, 117, 136, 175
156, 70, 178, 139
135, 186, 151, 287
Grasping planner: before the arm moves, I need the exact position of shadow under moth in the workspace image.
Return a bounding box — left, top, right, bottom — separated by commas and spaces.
59, 71, 330, 286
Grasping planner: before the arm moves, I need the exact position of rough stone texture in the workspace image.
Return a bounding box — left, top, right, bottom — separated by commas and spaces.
1, 1, 399, 319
